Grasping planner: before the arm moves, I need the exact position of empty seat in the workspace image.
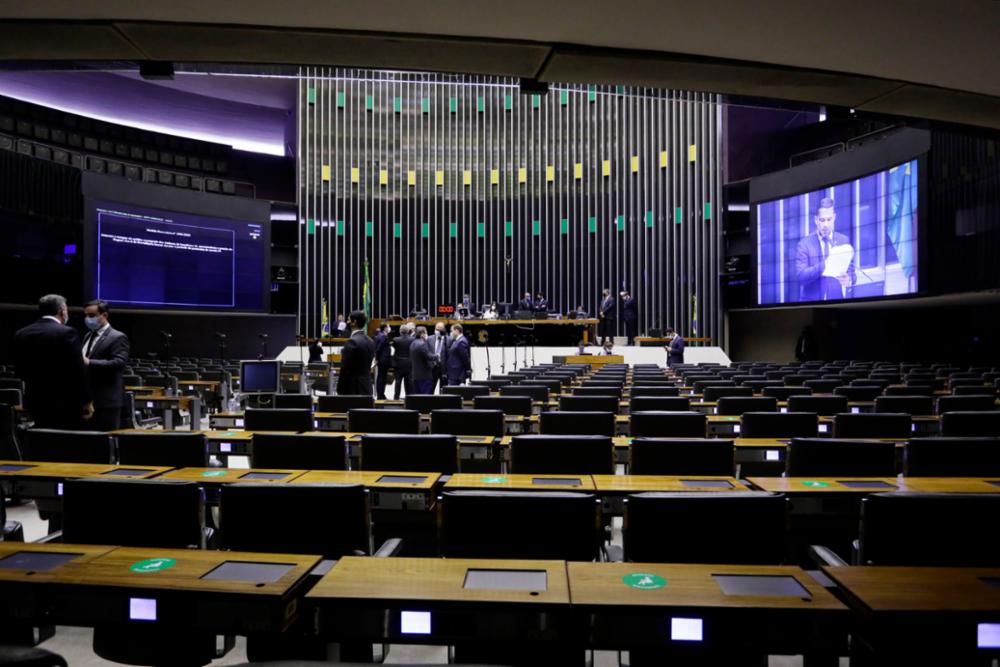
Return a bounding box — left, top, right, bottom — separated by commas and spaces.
558, 395, 619, 413
785, 438, 896, 476
360, 434, 459, 474
833, 386, 883, 402
803, 379, 840, 393
936, 394, 997, 414
787, 394, 849, 416
348, 408, 420, 434
509, 435, 614, 475
116, 432, 209, 468
702, 386, 753, 401
431, 409, 504, 437
317, 394, 375, 412
629, 386, 680, 397
692, 380, 734, 395
539, 411, 615, 436
440, 385, 491, 400
629, 438, 735, 476
624, 492, 788, 563
628, 396, 691, 412
940, 411, 1000, 437
404, 394, 463, 413
438, 490, 601, 561
629, 411, 706, 438
250, 433, 348, 470
953, 384, 998, 396
740, 412, 819, 438
272, 393, 314, 410
243, 408, 313, 432
716, 396, 779, 416
874, 395, 934, 415
762, 386, 812, 401
525, 378, 565, 395
500, 384, 549, 402
904, 437, 1000, 476
883, 384, 934, 397
832, 412, 912, 438
474, 395, 533, 416
24, 429, 113, 464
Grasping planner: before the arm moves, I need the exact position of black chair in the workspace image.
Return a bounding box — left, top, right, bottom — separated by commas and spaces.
629, 411, 706, 438
243, 408, 313, 432
785, 438, 896, 476
272, 393, 314, 410
116, 432, 209, 468
438, 490, 602, 561
628, 396, 691, 412
629, 438, 735, 476
692, 380, 734, 395
404, 394, 463, 413
0, 378, 25, 392
740, 412, 818, 438
526, 378, 566, 395
316, 394, 375, 412
833, 386, 883, 402
940, 411, 1000, 437
787, 394, 849, 416
24, 429, 113, 464
509, 435, 614, 475
470, 379, 512, 391
348, 408, 420, 434
250, 433, 348, 470
883, 384, 934, 397
440, 385, 492, 400
558, 395, 619, 413
500, 384, 549, 403
874, 395, 934, 415
762, 386, 811, 401
539, 411, 615, 436
575, 385, 623, 398
936, 394, 997, 414
624, 492, 788, 563
953, 384, 998, 396
220, 483, 371, 558
716, 396, 778, 415
360, 434, 459, 474
629, 386, 680, 397
0, 405, 21, 460
832, 412, 912, 438
431, 409, 504, 437
857, 493, 1000, 566
904, 437, 1000, 476
803, 379, 839, 393
0, 388, 22, 407
701, 386, 753, 402
474, 395, 533, 416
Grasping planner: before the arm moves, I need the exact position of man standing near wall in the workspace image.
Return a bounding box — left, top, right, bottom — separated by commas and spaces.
446, 324, 472, 386
410, 326, 438, 395
336, 310, 375, 396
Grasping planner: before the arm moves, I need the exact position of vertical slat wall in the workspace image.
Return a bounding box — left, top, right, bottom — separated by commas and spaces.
299, 68, 721, 342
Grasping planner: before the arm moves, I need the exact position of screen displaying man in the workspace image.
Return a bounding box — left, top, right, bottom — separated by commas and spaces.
81, 299, 130, 431
794, 197, 856, 302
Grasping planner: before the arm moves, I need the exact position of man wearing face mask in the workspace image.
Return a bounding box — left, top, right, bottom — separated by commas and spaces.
13, 294, 93, 429
431, 321, 449, 393
445, 324, 472, 386
81, 299, 130, 431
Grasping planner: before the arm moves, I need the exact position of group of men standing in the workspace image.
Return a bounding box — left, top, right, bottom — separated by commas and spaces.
336, 311, 472, 399
598, 289, 638, 345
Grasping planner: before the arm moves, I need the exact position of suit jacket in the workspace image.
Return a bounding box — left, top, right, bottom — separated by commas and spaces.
667, 335, 685, 365
534, 298, 548, 311
599, 296, 617, 319
794, 232, 856, 302
336, 330, 375, 395
14, 318, 92, 426
392, 334, 414, 370
410, 338, 438, 382
518, 298, 534, 311
373, 331, 391, 365
621, 297, 637, 322
83, 325, 130, 409
430, 332, 449, 371
446, 335, 471, 380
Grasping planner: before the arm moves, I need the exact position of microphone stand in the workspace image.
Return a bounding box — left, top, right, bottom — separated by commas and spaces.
512, 335, 519, 372
215, 333, 227, 363
258, 334, 269, 361
499, 334, 506, 375
160, 331, 172, 362
483, 332, 492, 379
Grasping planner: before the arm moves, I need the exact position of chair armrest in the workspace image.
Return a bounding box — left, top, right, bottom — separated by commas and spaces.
374, 537, 403, 558
808, 544, 848, 568
33, 530, 63, 544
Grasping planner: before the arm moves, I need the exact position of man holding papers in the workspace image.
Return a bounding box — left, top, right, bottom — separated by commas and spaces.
794, 197, 856, 301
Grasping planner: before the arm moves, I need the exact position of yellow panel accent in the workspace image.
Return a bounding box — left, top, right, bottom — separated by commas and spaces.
659, 150, 668, 168
463, 170, 472, 186
517, 167, 526, 183
546, 165, 555, 182
407, 170, 416, 187
321, 165, 331, 181
630, 155, 639, 173
602, 159, 611, 177
435, 170, 444, 186
574, 162, 583, 179
378, 169, 388, 186
491, 169, 500, 185
688, 144, 697, 162
350, 166, 359, 183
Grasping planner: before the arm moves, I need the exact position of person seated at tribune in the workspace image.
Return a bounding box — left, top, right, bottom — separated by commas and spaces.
602, 340, 615, 356
534, 293, 548, 311
483, 302, 499, 320
518, 292, 534, 311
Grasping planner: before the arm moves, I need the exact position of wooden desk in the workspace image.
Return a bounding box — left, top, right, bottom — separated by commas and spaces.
593, 474, 750, 514
308, 556, 571, 643
134, 395, 202, 430
445, 472, 595, 491
292, 470, 441, 511
0, 460, 173, 502
158, 467, 307, 485
750, 476, 1000, 494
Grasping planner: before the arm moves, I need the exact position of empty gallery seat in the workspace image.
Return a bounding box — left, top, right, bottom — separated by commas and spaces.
629, 411, 706, 438
243, 408, 313, 432
539, 411, 615, 436
316, 394, 375, 412
629, 438, 735, 476
940, 411, 1000, 437
832, 412, 912, 438
116, 431, 209, 468
24, 429, 113, 464
250, 433, 348, 470
785, 438, 896, 477
509, 434, 614, 475
903, 437, 1000, 476
431, 409, 504, 437
360, 434, 459, 474
348, 408, 420, 434
740, 412, 819, 438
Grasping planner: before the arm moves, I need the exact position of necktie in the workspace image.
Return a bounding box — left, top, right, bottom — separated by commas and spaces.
822, 237, 830, 260
85, 332, 97, 356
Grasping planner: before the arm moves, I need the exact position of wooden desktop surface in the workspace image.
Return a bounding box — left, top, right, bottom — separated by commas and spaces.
292, 470, 441, 490
823, 566, 1000, 612
750, 477, 1000, 494
0, 542, 114, 584
0, 460, 171, 480
158, 467, 308, 484
591, 475, 749, 492
444, 473, 595, 491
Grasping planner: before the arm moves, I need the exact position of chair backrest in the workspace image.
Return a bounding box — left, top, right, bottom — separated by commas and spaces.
874, 395, 934, 415
116, 432, 209, 468
803, 379, 840, 393
833, 385, 883, 402
832, 412, 912, 438
629, 396, 691, 413
348, 408, 420, 434
220, 483, 370, 557
509, 435, 614, 475
243, 408, 314, 432
624, 492, 788, 564
0, 405, 21, 459
441, 385, 492, 400
740, 412, 819, 438
473, 395, 533, 416
317, 394, 375, 412
438, 490, 601, 560
786, 394, 848, 416
904, 437, 1000, 476
470, 379, 513, 391
63, 478, 205, 548
500, 384, 549, 402
701, 386, 753, 402
859, 493, 1000, 566
785, 437, 897, 476
716, 396, 779, 416
0, 378, 25, 391
0, 388, 22, 407
24, 429, 113, 464
404, 394, 463, 413
558, 395, 619, 414
629, 386, 680, 397
692, 380, 733, 395
250, 433, 348, 470
272, 393, 314, 410
430, 409, 504, 437
954, 384, 998, 396
936, 395, 997, 414
940, 411, 1000, 437
629, 438, 735, 476
539, 411, 615, 436
575, 385, 623, 398
883, 384, 933, 396
629, 411, 707, 438
360, 434, 459, 473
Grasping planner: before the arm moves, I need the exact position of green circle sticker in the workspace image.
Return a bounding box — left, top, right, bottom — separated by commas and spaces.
801, 481, 830, 488
130, 558, 177, 573
623, 573, 667, 590
480, 476, 507, 483
201, 471, 227, 477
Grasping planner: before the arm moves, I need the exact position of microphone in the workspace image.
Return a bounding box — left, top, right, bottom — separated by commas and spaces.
258, 333, 269, 340
215, 332, 227, 340
160, 331, 172, 338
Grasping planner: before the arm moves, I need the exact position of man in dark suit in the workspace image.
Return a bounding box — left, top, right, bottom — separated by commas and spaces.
373, 322, 392, 400
664, 327, 685, 367
794, 197, 856, 302
518, 292, 534, 311
409, 326, 438, 395
534, 293, 548, 311
598, 288, 616, 344
13, 294, 93, 430
431, 321, 449, 393
391, 323, 414, 399
81, 299, 130, 431
446, 324, 472, 386
620, 290, 638, 345
336, 310, 375, 396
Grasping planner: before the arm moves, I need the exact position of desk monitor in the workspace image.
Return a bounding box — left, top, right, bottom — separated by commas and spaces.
238, 471, 289, 481
0, 464, 35, 472
531, 477, 582, 486
988, 481, 1000, 488
400, 610, 431, 635
0, 551, 83, 571
670, 617, 703, 642
680, 479, 734, 488
240, 360, 280, 394
463, 569, 547, 591
129, 598, 157, 622
375, 475, 428, 485
836, 480, 897, 489
978, 623, 1000, 649
201, 560, 295, 583
713, 574, 811, 598
102, 468, 153, 477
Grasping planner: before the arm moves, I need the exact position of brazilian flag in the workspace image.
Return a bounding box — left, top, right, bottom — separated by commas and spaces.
362, 258, 372, 319
887, 160, 917, 278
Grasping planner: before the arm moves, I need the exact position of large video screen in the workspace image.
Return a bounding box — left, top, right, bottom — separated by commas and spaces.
756, 158, 919, 305
90, 200, 267, 310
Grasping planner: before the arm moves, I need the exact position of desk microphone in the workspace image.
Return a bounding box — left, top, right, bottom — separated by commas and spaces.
215, 332, 227, 340
160, 331, 172, 338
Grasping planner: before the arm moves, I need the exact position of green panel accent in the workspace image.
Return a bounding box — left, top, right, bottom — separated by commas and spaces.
476, 221, 486, 238
306, 87, 316, 105
503, 94, 513, 111
532, 219, 541, 236
365, 221, 374, 237
306, 218, 315, 235
393, 222, 402, 238
477, 96, 485, 113
560, 218, 569, 234
449, 97, 457, 113
336, 91, 345, 108
449, 222, 458, 238
704, 202, 712, 220
130, 558, 177, 573
531, 94, 540, 109
365, 95, 374, 111
587, 85, 597, 103
422, 222, 431, 238
559, 90, 569, 106
504, 221, 513, 237
588, 216, 597, 233
616, 214, 625, 231
674, 207, 683, 225
392, 97, 402, 113
336, 220, 344, 236
616, 85, 626, 95
421, 97, 430, 113
645, 210, 654, 228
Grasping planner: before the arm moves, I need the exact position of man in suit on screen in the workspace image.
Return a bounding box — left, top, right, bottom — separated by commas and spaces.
794, 197, 856, 302
81, 299, 130, 431
336, 310, 375, 396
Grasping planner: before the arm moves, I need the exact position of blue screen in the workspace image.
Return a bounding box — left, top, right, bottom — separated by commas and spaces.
92, 200, 266, 310
755, 159, 919, 305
